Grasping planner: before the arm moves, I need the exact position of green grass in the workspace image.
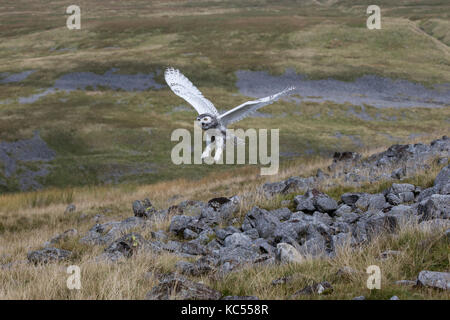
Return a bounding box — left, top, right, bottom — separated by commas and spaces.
0, 0, 449, 192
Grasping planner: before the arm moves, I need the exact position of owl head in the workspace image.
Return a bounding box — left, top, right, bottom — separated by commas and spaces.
196, 113, 217, 130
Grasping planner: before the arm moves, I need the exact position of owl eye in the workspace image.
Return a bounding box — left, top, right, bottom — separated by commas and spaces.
203, 118, 208, 121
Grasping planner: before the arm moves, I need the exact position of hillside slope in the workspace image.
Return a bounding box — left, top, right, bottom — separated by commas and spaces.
0, 0, 449, 192
0, 136, 448, 299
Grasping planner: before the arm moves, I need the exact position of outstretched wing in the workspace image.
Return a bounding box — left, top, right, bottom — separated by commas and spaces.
218, 86, 295, 126
164, 67, 219, 116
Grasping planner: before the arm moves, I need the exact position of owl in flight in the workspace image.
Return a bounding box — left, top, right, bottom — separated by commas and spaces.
164, 67, 295, 162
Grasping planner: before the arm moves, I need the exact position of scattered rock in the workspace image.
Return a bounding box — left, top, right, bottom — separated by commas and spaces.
315, 195, 338, 214
341, 193, 362, 206
180, 241, 207, 256
27, 247, 72, 264
390, 183, 415, 194
293, 281, 333, 296
224, 233, 253, 248
99, 233, 148, 262
355, 193, 386, 211
175, 260, 212, 276
176, 200, 208, 216
183, 228, 198, 240
282, 176, 315, 194
294, 189, 337, 214
335, 204, 352, 216
395, 280, 416, 286
270, 207, 292, 221
64, 204, 76, 214
133, 198, 156, 218
48, 137, 450, 295
335, 266, 358, 280
418, 194, 450, 221
391, 167, 406, 179
80, 217, 147, 246
388, 205, 415, 226
243, 228, 260, 240
169, 215, 194, 236
390, 295, 400, 300
294, 194, 315, 213
216, 245, 260, 273
45, 228, 77, 246
151, 230, 168, 241
275, 243, 304, 264
329, 151, 361, 173
145, 273, 222, 300
208, 196, 240, 219
254, 238, 274, 255
434, 164, 450, 190
416, 270, 450, 290
386, 193, 401, 206
262, 176, 314, 197
216, 226, 240, 240
272, 276, 293, 285
242, 207, 279, 241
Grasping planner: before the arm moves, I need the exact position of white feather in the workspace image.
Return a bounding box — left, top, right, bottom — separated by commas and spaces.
218, 86, 296, 126
164, 67, 219, 116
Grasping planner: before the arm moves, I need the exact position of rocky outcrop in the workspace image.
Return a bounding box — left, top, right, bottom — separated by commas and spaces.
44, 228, 77, 247
132, 198, 156, 218
80, 217, 151, 246
294, 189, 338, 214
73, 150, 448, 280
416, 270, 450, 290
418, 195, 450, 221
145, 273, 222, 300
27, 247, 72, 265
35, 137, 448, 299
97, 233, 150, 262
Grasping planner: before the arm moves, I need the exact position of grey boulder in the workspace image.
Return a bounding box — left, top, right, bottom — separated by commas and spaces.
416, 270, 450, 290
27, 247, 72, 265
418, 194, 450, 221
132, 198, 156, 218
275, 243, 304, 264
242, 207, 279, 241
146, 273, 222, 300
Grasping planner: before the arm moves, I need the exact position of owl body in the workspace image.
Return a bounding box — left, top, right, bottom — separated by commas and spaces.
196, 113, 228, 161
165, 68, 295, 163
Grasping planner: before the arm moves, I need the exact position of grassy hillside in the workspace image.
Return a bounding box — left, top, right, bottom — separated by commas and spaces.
0, 0, 449, 192
0, 134, 448, 299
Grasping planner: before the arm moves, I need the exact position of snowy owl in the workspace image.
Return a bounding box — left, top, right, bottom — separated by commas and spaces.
164, 67, 295, 162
